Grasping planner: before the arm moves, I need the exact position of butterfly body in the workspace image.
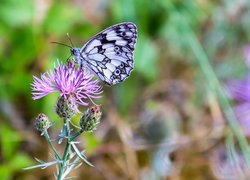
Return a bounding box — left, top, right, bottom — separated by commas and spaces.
71, 48, 86, 68
71, 22, 137, 86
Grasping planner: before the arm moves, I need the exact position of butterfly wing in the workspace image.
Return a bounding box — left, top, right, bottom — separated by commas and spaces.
80, 22, 137, 85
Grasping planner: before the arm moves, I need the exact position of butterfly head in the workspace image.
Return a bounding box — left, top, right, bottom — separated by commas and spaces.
71, 48, 85, 68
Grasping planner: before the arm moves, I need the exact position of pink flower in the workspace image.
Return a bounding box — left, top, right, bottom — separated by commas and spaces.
31, 61, 102, 106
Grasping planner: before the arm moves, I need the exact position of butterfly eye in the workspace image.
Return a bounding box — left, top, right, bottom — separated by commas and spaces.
103, 58, 111, 63
121, 32, 126, 36
114, 46, 122, 55
114, 69, 121, 75
114, 46, 120, 51
120, 63, 125, 68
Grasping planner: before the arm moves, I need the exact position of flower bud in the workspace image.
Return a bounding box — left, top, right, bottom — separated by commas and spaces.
80, 106, 102, 132
56, 95, 79, 119
35, 113, 51, 132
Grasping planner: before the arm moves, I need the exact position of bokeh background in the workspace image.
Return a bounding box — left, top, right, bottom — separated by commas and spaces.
1, 0, 250, 179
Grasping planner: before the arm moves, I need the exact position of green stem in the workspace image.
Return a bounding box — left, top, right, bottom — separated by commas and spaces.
69, 129, 84, 141
57, 119, 71, 180
44, 130, 61, 160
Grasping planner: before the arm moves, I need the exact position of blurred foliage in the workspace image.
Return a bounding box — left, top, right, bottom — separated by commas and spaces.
0, 125, 32, 180
1, 0, 250, 179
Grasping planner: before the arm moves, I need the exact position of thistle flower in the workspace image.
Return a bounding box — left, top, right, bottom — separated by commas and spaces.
31, 61, 102, 108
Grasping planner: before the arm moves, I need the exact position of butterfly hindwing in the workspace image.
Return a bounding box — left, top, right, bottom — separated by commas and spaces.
80, 22, 137, 85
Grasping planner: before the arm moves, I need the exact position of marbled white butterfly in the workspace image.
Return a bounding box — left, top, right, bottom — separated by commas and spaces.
71, 22, 137, 86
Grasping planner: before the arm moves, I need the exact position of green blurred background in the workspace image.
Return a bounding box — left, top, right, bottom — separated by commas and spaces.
1, 0, 250, 179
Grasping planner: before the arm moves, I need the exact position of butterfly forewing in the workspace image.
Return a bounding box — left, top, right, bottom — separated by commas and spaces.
80, 22, 137, 85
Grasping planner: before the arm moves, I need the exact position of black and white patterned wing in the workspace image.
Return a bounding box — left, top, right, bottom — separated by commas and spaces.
81, 22, 137, 86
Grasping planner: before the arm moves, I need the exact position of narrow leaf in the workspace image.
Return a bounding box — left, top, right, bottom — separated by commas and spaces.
71, 143, 94, 167
23, 161, 59, 170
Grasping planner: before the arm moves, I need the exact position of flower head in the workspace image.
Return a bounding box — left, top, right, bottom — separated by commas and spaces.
31, 61, 102, 107
34, 113, 51, 132
56, 95, 79, 119
80, 105, 102, 132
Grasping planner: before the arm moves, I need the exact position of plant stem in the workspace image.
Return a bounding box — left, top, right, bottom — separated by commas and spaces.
44, 130, 61, 160
57, 119, 71, 180
69, 129, 84, 141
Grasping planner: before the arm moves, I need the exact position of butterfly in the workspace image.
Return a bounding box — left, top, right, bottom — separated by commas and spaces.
70, 22, 137, 86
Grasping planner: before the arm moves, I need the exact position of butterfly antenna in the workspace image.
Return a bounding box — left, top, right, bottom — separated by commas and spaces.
67, 33, 75, 47
51, 41, 72, 48
66, 54, 72, 61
